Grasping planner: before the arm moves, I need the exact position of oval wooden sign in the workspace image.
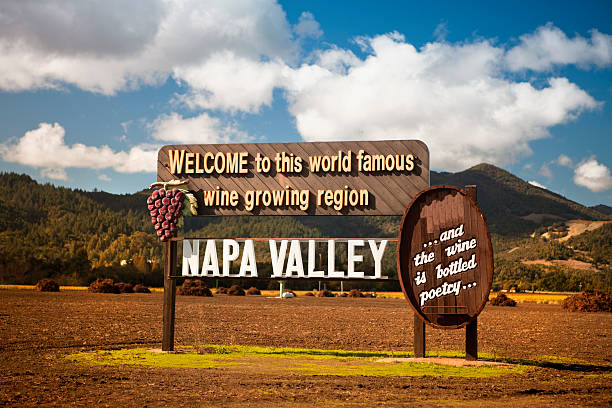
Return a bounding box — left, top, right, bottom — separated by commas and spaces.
397, 185, 493, 329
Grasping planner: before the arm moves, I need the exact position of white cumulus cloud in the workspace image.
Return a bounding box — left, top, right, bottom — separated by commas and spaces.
294, 12, 323, 39
573, 157, 612, 192
149, 112, 250, 144
539, 163, 553, 179
0, 3, 609, 176
505, 23, 612, 71
556, 154, 573, 167
174, 52, 286, 113
0, 122, 158, 174
0, 0, 296, 94
284, 33, 600, 170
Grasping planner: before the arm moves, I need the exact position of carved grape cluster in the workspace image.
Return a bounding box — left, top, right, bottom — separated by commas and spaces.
147, 188, 184, 242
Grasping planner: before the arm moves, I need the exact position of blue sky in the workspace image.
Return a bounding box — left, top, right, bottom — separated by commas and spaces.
0, 0, 610, 206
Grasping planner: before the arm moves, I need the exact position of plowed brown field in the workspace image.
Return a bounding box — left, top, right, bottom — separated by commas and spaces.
1, 290, 610, 407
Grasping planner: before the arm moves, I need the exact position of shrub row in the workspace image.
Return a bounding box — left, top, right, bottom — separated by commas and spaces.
177, 282, 264, 297
88, 278, 150, 294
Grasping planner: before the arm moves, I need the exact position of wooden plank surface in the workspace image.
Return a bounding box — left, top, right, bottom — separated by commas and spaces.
157, 140, 429, 216
397, 185, 493, 329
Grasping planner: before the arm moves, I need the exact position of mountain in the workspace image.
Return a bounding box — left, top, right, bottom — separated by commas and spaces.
591, 204, 612, 215
431, 164, 610, 235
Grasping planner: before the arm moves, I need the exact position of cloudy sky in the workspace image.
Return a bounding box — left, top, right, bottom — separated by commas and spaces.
0, 0, 610, 206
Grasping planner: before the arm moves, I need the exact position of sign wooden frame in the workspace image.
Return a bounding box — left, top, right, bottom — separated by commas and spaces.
157, 140, 429, 216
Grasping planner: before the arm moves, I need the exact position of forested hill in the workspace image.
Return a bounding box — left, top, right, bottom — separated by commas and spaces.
431, 164, 609, 235
0, 166, 609, 286
0, 173, 161, 285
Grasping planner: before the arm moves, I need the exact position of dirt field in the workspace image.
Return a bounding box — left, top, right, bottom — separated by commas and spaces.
1, 290, 611, 407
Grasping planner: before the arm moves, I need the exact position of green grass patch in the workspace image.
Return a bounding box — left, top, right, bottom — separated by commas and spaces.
66, 348, 245, 369
292, 361, 526, 378
65, 345, 528, 378
535, 355, 587, 365
196, 344, 500, 361
195, 344, 413, 359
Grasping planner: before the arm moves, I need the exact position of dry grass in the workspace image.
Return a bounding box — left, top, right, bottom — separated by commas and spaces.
490, 292, 570, 304
0, 284, 163, 292
0, 285, 573, 303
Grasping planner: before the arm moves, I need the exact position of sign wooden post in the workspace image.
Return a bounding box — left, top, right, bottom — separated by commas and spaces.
162, 240, 177, 351
398, 185, 493, 360
414, 314, 426, 358
465, 185, 478, 360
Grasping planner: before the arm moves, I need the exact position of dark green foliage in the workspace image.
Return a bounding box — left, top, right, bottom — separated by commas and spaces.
492, 259, 540, 292
0, 173, 161, 286
492, 258, 611, 293
540, 241, 573, 261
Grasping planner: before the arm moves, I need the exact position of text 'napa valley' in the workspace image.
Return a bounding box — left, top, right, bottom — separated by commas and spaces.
182, 239, 389, 280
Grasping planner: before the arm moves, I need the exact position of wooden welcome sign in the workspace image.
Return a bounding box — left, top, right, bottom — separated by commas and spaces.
397, 186, 493, 329
157, 140, 429, 216
157, 140, 430, 351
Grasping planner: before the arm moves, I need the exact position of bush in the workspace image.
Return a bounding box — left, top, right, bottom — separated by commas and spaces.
88, 278, 119, 294
347, 289, 364, 298
228, 285, 245, 296
178, 279, 212, 296
562, 290, 612, 312
490, 293, 517, 307
246, 286, 261, 295
317, 289, 335, 297
133, 284, 151, 293
35, 278, 59, 292
216, 286, 228, 294
114, 282, 134, 293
